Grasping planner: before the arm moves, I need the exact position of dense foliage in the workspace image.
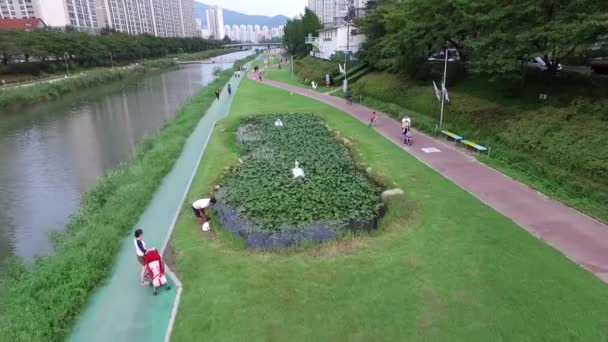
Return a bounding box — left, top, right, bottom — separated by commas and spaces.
283, 8, 321, 57
0, 54, 257, 342
221, 114, 382, 230
359, 0, 608, 81
0, 30, 223, 72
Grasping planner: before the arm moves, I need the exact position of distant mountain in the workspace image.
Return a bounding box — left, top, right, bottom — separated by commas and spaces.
195, 1, 289, 28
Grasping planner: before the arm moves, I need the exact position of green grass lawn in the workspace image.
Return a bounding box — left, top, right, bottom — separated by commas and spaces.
170, 76, 608, 341
264, 67, 334, 93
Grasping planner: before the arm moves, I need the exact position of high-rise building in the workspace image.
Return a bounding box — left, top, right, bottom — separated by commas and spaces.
8, 0, 199, 36
0, 0, 36, 19
231, 24, 239, 41
246, 24, 253, 42
16, 0, 100, 31
307, 0, 366, 26
239, 24, 246, 41
205, 5, 223, 39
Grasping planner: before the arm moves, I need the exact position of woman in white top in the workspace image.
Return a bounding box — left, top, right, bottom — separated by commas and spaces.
192, 197, 217, 225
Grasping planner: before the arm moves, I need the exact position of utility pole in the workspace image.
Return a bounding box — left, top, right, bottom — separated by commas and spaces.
343, 0, 353, 93
439, 44, 449, 129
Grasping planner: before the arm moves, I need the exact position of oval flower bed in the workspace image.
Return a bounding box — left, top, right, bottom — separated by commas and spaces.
215, 114, 384, 249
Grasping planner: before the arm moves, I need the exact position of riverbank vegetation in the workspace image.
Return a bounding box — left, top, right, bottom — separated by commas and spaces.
0, 59, 170, 110
0, 49, 241, 110
169, 75, 608, 341
0, 54, 256, 342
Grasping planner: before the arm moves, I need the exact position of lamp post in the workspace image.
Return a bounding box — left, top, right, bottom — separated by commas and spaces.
109, 51, 114, 68
439, 42, 449, 130
343, 0, 354, 93
63, 52, 70, 76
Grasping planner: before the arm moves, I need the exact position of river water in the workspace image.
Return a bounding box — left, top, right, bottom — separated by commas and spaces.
0, 50, 252, 267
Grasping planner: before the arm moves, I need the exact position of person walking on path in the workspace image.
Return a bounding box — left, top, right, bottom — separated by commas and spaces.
227, 84, 232, 95
215, 89, 220, 100
133, 229, 148, 285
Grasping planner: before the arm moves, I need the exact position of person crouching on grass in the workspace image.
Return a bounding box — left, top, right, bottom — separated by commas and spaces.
192, 197, 216, 231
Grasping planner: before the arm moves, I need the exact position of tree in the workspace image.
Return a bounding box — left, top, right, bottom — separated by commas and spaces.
283, 8, 321, 57
359, 0, 608, 82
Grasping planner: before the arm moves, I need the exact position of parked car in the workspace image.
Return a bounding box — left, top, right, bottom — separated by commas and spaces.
526, 57, 563, 71
427, 48, 461, 62
590, 57, 608, 73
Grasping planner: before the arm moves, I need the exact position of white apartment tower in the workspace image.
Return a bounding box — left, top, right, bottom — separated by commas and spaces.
307, 0, 367, 26
205, 5, 224, 39
4, 0, 199, 36
4, 0, 100, 31
0, 0, 35, 18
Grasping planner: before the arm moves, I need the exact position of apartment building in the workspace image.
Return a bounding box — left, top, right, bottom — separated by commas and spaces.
205, 4, 223, 39
0, 0, 35, 19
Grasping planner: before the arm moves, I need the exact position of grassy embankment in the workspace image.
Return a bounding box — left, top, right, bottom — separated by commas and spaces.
0, 48, 240, 110
169, 75, 608, 341
347, 72, 608, 222
0, 54, 257, 342
264, 56, 349, 93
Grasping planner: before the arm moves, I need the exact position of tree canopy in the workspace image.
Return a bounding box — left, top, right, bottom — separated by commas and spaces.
283, 8, 321, 56
359, 0, 608, 80
0, 30, 222, 68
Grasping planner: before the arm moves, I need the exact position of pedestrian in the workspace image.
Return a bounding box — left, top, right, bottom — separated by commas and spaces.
259, 72, 263, 81
325, 73, 330, 87
227, 84, 232, 95
134, 228, 149, 285
215, 89, 220, 100
192, 197, 217, 231
369, 111, 377, 127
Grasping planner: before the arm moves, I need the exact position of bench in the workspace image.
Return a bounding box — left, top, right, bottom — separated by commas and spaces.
440, 130, 463, 142
460, 139, 488, 152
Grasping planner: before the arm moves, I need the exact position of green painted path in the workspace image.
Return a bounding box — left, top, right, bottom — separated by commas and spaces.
69, 70, 245, 342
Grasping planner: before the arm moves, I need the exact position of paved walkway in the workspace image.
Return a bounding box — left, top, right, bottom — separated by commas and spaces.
250, 72, 608, 283
69, 71, 244, 342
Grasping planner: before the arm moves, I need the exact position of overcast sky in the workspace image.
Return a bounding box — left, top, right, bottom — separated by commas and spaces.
198, 0, 308, 17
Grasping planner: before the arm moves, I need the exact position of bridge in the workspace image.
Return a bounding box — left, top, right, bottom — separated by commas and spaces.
222, 42, 284, 49
176, 60, 238, 65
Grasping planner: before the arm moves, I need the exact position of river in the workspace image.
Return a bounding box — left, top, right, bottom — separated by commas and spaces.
0, 50, 252, 267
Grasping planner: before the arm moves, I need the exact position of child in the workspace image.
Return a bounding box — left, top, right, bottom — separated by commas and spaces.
369, 112, 377, 127
134, 229, 148, 285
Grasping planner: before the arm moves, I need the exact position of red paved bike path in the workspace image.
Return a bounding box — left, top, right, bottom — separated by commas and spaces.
249, 71, 608, 283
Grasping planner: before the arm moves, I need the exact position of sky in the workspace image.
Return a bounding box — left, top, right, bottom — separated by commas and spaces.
198, 0, 308, 17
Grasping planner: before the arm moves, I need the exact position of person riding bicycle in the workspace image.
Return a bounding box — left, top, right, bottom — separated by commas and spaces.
401, 116, 411, 134
346, 89, 353, 104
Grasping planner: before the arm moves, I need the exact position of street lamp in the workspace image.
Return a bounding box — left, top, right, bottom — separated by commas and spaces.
109, 51, 114, 68
63, 52, 70, 76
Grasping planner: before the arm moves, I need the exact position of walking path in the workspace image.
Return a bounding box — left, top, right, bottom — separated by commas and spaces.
69, 71, 244, 342
249, 72, 608, 283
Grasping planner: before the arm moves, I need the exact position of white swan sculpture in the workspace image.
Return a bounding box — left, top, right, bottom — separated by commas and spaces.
292, 161, 305, 178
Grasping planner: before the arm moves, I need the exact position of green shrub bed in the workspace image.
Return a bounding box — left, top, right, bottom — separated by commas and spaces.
215, 114, 384, 249
0, 54, 258, 342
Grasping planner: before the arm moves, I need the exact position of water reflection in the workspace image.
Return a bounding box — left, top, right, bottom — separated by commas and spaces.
0, 50, 251, 266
